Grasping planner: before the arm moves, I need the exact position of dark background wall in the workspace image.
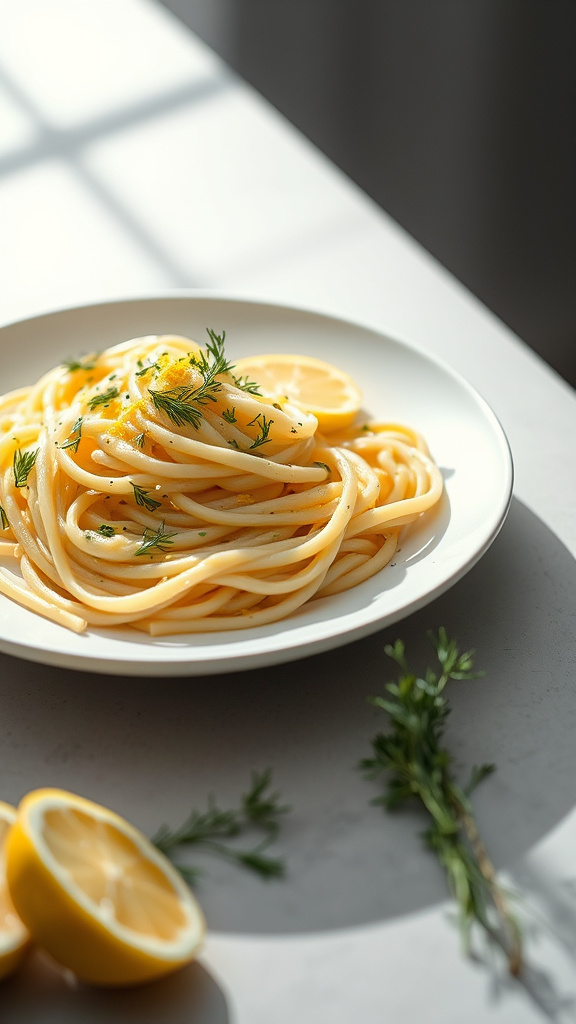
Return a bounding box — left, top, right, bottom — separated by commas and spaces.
159, 0, 576, 386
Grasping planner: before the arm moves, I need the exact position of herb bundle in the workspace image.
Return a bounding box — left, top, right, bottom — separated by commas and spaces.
361, 628, 523, 976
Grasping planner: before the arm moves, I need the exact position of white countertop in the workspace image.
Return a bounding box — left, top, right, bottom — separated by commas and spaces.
1, 2, 575, 1021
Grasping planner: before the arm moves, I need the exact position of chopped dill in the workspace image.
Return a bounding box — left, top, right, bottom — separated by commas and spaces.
135, 521, 177, 556
222, 407, 237, 423
233, 374, 262, 395
130, 482, 162, 512
0, 505, 9, 529
248, 414, 274, 449
13, 448, 38, 488
135, 361, 160, 377
59, 416, 83, 454
87, 386, 119, 409
61, 354, 99, 373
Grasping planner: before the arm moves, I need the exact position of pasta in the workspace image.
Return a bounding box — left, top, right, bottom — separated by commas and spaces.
0, 332, 443, 635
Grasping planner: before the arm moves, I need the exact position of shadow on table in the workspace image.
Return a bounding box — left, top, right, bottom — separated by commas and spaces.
1, 497, 575, 937
0, 950, 229, 1024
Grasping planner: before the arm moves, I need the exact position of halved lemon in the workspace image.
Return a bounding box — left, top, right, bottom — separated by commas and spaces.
5, 789, 205, 987
234, 353, 362, 432
0, 801, 31, 981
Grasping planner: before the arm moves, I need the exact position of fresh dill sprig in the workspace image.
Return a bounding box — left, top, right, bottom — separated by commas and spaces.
130, 482, 162, 512
148, 386, 205, 429
233, 374, 262, 395
186, 328, 234, 387
97, 524, 116, 537
201, 328, 235, 378
0, 505, 9, 529
62, 354, 99, 373
222, 407, 237, 424
87, 386, 119, 409
148, 328, 235, 430
59, 416, 83, 454
135, 520, 177, 556
13, 448, 39, 488
248, 413, 274, 449
152, 769, 290, 882
361, 628, 523, 977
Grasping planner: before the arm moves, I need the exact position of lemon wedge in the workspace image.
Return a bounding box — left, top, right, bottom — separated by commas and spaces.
234, 353, 362, 432
5, 789, 205, 987
0, 801, 31, 981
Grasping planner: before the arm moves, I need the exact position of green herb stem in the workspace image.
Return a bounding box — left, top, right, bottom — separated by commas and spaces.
362, 629, 523, 977
152, 769, 290, 882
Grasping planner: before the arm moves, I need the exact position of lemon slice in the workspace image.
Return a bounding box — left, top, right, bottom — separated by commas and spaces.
0, 801, 31, 981
234, 353, 362, 432
5, 789, 205, 987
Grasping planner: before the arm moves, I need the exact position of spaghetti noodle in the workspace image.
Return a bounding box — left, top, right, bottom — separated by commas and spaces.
0, 331, 443, 634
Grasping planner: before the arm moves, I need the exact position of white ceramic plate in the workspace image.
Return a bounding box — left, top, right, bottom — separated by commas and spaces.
0, 295, 512, 676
